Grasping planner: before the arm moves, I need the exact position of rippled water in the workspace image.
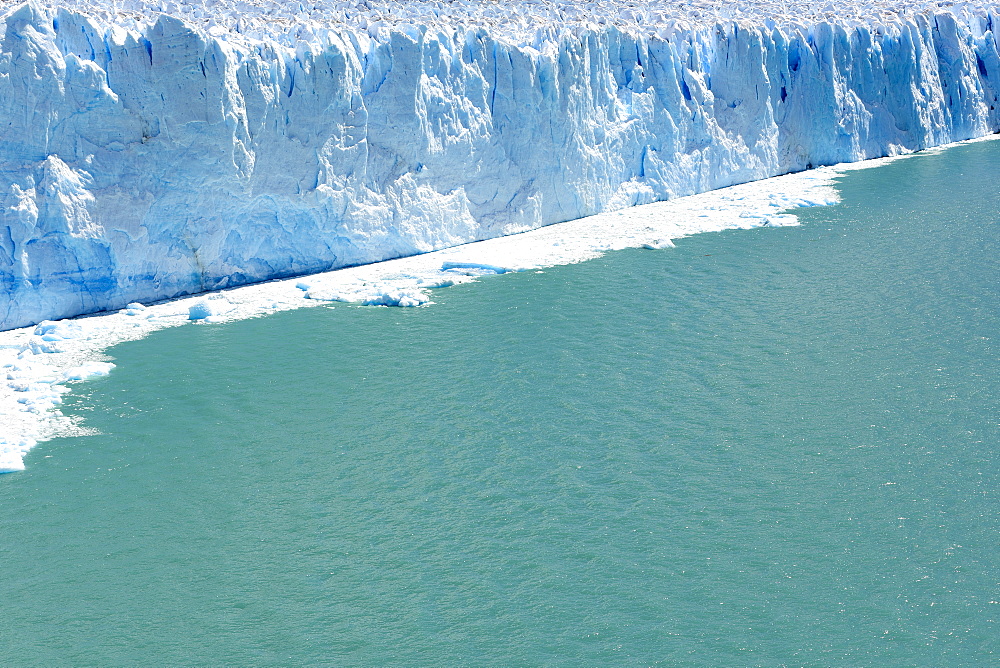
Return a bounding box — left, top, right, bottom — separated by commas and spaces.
2, 141, 998, 665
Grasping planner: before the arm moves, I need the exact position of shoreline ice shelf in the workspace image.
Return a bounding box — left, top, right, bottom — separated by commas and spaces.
3, 0, 1000, 330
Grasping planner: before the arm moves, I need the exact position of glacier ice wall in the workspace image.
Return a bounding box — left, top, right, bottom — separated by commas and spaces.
2, 2, 999, 330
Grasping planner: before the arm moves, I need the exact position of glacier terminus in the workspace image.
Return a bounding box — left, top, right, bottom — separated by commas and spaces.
1, 0, 1000, 332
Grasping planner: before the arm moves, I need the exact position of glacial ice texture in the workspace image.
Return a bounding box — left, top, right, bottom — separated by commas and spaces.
2, 1, 1000, 329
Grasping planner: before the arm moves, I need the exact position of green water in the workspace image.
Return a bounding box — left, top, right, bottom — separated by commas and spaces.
2, 142, 999, 666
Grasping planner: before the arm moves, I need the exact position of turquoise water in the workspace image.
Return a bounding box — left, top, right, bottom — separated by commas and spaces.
2, 142, 999, 665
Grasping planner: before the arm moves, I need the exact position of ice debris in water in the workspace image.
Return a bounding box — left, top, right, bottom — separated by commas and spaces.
2, 145, 970, 473
441, 261, 514, 276
63, 362, 115, 382
121, 302, 148, 316
188, 296, 236, 321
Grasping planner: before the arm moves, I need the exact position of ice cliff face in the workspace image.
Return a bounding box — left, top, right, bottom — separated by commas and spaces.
2, 0, 1000, 330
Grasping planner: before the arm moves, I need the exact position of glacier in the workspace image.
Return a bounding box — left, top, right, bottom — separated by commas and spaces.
2, 0, 1000, 331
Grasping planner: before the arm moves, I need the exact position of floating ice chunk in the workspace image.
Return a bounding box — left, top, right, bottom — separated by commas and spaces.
361, 289, 430, 307
416, 276, 460, 288
0, 452, 26, 474
34, 321, 84, 341
121, 302, 148, 316
441, 261, 514, 276
63, 362, 115, 381
306, 285, 431, 306
764, 214, 800, 227
188, 297, 235, 321
5, 360, 46, 380
303, 289, 353, 302
20, 339, 59, 355
187, 302, 213, 320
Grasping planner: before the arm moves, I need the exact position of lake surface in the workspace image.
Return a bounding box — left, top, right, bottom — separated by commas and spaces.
2, 141, 998, 665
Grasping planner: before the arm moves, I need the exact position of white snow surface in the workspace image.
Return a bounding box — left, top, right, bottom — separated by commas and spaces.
0, 1, 997, 43
0, 138, 990, 474
2, 1, 1000, 331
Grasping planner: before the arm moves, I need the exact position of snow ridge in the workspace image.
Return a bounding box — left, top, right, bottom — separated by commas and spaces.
1, 1, 1000, 333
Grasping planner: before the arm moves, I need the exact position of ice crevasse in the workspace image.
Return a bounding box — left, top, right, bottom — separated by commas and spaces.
2, 0, 1000, 331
